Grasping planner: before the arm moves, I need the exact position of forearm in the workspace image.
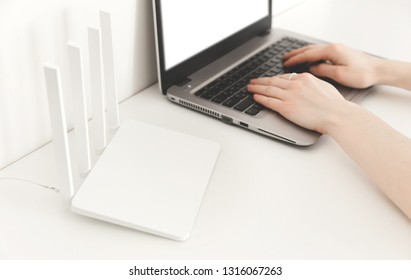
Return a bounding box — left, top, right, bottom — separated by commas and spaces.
374, 59, 411, 91
325, 102, 411, 219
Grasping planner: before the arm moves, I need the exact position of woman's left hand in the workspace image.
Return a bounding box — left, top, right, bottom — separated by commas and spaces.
247, 73, 348, 134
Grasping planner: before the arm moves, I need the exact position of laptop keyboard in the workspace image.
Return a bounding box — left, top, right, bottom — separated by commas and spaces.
194, 37, 309, 116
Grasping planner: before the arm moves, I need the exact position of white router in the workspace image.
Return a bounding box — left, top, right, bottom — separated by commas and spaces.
43, 11, 220, 241
72, 120, 220, 241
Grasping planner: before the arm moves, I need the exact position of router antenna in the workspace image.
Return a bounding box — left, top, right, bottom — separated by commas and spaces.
67, 43, 92, 175
43, 65, 75, 200
100, 10, 120, 131
88, 27, 107, 151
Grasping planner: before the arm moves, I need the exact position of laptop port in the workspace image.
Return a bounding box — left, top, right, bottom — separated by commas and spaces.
221, 115, 233, 124
239, 121, 249, 128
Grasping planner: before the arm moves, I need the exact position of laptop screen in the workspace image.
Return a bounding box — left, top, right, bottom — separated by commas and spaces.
154, 0, 271, 93
160, 0, 269, 70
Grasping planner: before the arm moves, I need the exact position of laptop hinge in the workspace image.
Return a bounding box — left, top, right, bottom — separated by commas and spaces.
258, 29, 271, 37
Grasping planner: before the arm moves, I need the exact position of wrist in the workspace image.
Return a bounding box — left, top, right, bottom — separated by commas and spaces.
322, 100, 359, 136
373, 58, 406, 87
373, 58, 390, 85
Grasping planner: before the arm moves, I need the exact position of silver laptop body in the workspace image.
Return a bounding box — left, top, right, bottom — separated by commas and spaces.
152, 0, 368, 146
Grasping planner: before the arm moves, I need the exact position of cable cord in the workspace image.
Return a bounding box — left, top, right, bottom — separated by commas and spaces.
0, 177, 59, 193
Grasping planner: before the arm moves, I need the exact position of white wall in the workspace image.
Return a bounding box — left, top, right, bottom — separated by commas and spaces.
0, 0, 157, 169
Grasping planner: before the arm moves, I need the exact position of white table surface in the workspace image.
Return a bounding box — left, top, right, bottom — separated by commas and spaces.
1, 0, 411, 259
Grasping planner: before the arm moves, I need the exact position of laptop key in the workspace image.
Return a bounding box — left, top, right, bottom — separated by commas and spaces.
231, 83, 244, 92
252, 103, 265, 111
222, 97, 242, 108
279, 39, 292, 48
253, 68, 266, 77
245, 106, 261, 116
211, 94, 228, 104
234, 88, 248, 99
234, 97, 254, 112
195, 87, 208, 96
201, 88, 221, 100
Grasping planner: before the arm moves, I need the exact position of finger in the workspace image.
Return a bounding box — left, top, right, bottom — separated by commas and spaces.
247, 84, 286, 99
283, 44, 317, 60
283, 47, 334, 67
249, 76, 290, 89
309, 63, 344, 82
253, 94, 283, 112
275, 73, 299, 80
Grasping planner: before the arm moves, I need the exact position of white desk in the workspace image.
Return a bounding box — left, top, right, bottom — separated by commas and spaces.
2, 0, 411, 259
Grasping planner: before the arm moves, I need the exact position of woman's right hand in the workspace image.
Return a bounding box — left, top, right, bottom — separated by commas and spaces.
283, 43, 382, 89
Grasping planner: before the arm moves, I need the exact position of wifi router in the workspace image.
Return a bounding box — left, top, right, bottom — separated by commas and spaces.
71, 120, 220, 241
43, 11, 220, 240
44, 65, 220, 241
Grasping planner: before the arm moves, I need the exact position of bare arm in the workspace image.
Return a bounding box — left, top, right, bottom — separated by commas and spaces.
373, 59, 411, 91
247, 44, 411, 218
325, 101, 411, 219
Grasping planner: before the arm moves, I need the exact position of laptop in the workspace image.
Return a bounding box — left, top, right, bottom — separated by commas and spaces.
152, 0, 368, 146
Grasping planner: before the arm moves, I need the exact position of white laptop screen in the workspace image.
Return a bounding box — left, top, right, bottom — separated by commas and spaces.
160, 0, 269, 70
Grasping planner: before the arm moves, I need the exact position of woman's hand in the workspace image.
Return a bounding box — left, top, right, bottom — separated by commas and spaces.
248, 72, 411, 221
248, 44, 411, 221
248, 73, 349, 134
283, 44, 382, 89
